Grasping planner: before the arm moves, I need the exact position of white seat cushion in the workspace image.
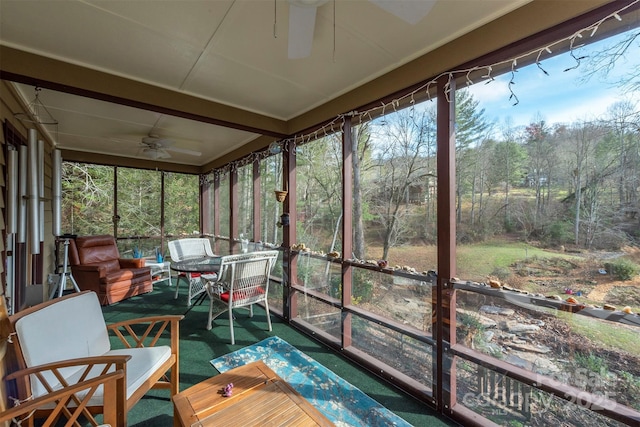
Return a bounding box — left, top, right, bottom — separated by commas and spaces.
15, 291, 111, 398
106, 346, 172, 400
33, 345, 173, 408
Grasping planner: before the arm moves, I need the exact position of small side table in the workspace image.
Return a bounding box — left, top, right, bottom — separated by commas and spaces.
145, 260, 172, 285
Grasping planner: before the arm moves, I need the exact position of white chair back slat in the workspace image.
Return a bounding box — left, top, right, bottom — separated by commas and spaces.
168, 238, 215, 305
168, 238, 214, 261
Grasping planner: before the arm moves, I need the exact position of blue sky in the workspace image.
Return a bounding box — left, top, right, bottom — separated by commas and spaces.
467, 28, 640, 133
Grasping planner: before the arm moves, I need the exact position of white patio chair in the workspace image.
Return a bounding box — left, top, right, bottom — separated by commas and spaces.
205, 250, 279, 344
168, 238, 216, 306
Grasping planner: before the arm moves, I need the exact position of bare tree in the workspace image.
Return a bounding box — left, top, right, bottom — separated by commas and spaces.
580, 30, 640, 92
351, 123, 372, 259
370, 109, 431, 260
566, 121, 606, 246
523, 115, 554, 224
606, 100, 640, 210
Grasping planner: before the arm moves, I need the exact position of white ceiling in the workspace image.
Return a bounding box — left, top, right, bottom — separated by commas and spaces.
0, 0, 531, 168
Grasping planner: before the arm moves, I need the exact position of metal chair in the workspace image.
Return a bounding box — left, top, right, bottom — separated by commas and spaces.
205, 251, 279, 344
168, 238, 215, 306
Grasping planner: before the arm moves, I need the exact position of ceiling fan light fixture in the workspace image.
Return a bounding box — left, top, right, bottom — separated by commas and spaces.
143, 148, 159, 160
142, 147, 170, 160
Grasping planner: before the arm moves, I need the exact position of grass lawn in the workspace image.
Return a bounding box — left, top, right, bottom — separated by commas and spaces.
370, 239, 576, 282
560, 311, 640, 355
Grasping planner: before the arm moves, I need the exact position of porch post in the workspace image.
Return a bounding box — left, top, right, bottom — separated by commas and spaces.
342, 116, 353, 347
213, 173, 221, 254
160, 172, 165, 248
434, 74, 457, 415
252, 159, 261, 243
283, 140, 297, 321
230, 166, 239, 253
201, 173, 211, 235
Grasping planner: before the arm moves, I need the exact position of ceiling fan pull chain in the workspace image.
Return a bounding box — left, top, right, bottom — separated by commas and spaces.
332, 0, 336, 63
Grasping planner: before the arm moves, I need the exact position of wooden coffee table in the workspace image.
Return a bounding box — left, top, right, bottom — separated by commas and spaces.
172, 360, 333, 426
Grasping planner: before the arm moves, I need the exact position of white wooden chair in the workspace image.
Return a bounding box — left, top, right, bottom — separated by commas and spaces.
168, 238, 215, 306
3, 290, 181, 426
205, 251, 279, 344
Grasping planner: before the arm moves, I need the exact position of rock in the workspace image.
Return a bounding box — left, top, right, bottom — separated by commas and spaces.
480, 305, 515, 316
507, 351, 561, 375
478, 342, 504, 357
500, 320, 540, 334
483, 330, 495, 342
506, 342, 552, 354
503, 353, 532, 370
456, 309, 497, 328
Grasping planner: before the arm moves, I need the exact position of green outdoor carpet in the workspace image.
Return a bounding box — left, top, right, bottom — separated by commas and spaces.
100, 283, 458, 427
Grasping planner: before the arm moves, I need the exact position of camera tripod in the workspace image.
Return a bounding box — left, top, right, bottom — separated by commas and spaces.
49, 238, 81, 299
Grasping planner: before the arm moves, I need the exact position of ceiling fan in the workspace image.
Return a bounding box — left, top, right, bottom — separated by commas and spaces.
140, 135, 202, 160
286, 0, 437, 59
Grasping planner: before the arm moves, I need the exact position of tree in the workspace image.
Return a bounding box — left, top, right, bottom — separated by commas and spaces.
487, 138, 527, 224
164, 172, 199, 236
606, 100, 640, 210
454, 89, 493, 225
295, 134, 343, 251
61, 163, 113, 235
351, 122, 372, 260
523, 115, 554, 223
566, 121, 606, 246
581, 29, 640, 92
370, 109, 432, 260
116, 168, 161, 238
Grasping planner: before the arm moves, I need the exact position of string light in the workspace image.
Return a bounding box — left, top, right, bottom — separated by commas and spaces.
205, 0, 638, 176
508, 67, 519, 106
535, 50, 549, 75
465, 68, 475, 86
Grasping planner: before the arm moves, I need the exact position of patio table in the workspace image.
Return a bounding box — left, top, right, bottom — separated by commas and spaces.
171, 256, 221, 314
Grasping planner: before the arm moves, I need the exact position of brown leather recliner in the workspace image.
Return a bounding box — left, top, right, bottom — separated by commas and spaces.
68, 235, 153, 305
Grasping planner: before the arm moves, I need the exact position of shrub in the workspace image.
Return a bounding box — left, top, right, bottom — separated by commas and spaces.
547, 220, 573, 244
575, 351, 608, 374
329, 268, 375, 303
490, 266, 512, 281
352, 269, 374, 303
604, 259, 638, 281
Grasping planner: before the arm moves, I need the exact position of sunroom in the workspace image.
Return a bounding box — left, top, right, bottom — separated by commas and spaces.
1, 1, 640, 426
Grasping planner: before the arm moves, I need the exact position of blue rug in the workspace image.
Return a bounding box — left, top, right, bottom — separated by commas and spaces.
210, 336, 413, 427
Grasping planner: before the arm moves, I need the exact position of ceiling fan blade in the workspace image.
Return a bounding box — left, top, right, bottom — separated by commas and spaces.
166, 146, 202, 157
288, 3, 319, 59
369, 0, 436, 25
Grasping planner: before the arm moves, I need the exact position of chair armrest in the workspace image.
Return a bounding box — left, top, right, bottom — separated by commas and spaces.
107, 315, 183, 352
3, 355, 130, 427
71, 264, 107, 276
119, 258, 145, 268
5, 355, 132, 380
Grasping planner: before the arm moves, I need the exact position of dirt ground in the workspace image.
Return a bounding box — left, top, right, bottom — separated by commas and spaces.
505, 245, 640, 310
360, 244, 640, 424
